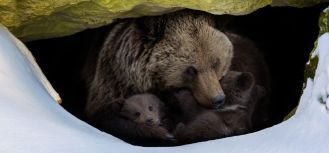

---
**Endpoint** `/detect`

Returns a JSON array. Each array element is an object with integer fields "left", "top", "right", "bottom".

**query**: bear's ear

[
  {"left": 148, "top": 94, "right": 164, "bottom": 107},
  {"left": 136, "top": 17, "right": 166, "bottom": 42},
  {"left": 236, "top": 72, "right": 254, "bottom": 91}
]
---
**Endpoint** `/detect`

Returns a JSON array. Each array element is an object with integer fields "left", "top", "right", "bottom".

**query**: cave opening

[{"left": 25, "top": 4, "right": 328, "bottom": 146}]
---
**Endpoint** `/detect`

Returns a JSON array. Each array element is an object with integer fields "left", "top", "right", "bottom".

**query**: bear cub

[
  {"left": 173, "top": 71, "right": 266, "bottom": 144},
  {"left": 119, "top": 94, "right": 163, "bottom": 126},
  {"left": 94, "top": 93, "right": 174, "bottom": 145}
]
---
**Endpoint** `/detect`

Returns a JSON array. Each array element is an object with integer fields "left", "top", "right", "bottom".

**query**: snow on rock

[{"left": 0, "top": 25, "right": 329, "bottom": 153}]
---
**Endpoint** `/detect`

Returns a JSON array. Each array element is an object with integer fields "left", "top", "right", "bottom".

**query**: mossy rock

[
  {"left": 285, "top": 7, "right": 329, "bottom": 120},
  {"left": 304, "top": 8, "right": 329, "bottom": 81},
  {"left": 0, "top": 0, "right": 328, "bottom": 41}
]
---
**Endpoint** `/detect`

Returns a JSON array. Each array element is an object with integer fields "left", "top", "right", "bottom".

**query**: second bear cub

[{"left": 174, "top": 71, "right": 266, "bottom": 144}]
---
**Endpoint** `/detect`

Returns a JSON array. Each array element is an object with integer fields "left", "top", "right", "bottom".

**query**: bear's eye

[
  {"left": 219, "top": 75, "right": 225, "bottom": 82},
  {"left": 212, "top": 59, "right": 221, "bottom": 69},
  {"left": 184, "top": 66, "right": 198, "bottom": 81},
  {"left": 135, "top": 112, "right": 141, "bottom": 117},
  {"left": 149, "top": 106, "right": 153, "bottom": 111}
]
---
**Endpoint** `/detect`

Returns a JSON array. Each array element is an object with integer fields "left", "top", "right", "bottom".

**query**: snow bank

[{"left": 0, "top": 25, "right": 328, "bottom": 153}]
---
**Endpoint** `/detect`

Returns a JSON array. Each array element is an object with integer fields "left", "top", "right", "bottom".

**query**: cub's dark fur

[
  {"left": 92, "top": 94, "right": 173, "bottom": 144},
  {"left": 226, "top": 32, "right": 271, "bottom": 130},
  {"left": 173, "top": 71, "right": 266, "bottom": 144}
]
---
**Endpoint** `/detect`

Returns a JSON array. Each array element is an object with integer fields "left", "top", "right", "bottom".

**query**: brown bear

[
  {"left": 84, "top": 9, "right": 233, "bottom": 139},
  {"left": 91, "top": 93, "right": 174, "bottom": 145},
  {"left": 173, "top": 71, "right": 266, "bottom": 144}
]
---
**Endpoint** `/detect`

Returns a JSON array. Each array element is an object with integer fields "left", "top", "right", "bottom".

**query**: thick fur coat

[{"left": 84, "top": 10, "right": 233, "bottom": 138}]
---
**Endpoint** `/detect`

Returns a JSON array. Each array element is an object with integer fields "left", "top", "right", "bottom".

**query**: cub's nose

[
  {"left": 145, "top": 118, "right": 154, "bottom": 126},
  {"left": 212, "top": 94, "right": 225, "bottom": 109}
]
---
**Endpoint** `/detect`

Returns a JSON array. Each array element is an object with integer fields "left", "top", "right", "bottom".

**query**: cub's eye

[
  {"left": 135, "top": 112, "right": 141, "bottom": 117},
  {"left": 184, "top": 66, "right": 198, "bottom": 81},
  {"left": 149, "top": 106, "right": 153, "bottom": 111}
]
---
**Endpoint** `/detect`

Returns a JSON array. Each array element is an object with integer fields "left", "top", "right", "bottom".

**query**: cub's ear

[
  {"left": 110, "top": 99, "right": 124, "bottom": 113},
  {"left": 96, "top": 99, "right": 124, "bottom": 117},
  {"left": 236, "top": 72, "right": 255, "bottom": 91},
  {"left": 149, "top": 94, "right": 164, "bottom": 107}
]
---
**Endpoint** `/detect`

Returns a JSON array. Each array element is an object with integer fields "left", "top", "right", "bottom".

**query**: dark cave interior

[{"left": 25, "top": 3, "right": 328, "bottom": 145}]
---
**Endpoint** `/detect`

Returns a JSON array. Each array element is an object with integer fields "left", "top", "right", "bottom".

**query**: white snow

[{"left": 0, "top": 25, "right": 329, "bottom": 153}]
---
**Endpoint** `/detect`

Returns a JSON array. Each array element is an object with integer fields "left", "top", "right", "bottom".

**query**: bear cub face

[
  {"left": 119, "top": 94, "right": 163, "bottom": 126},
  {"left": 220, "top": 71, "right": 260, "bottom": 109}
]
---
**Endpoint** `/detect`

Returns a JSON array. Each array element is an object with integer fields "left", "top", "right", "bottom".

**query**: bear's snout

[
  {"left": 192, "top": 71, "right": 225, "bottom": 108},
  {"left": 212, "top": 93, "right": 225, "bottom": 109},
  {"left": 145, "top": 118, "right": 154, "bottom": 126}
]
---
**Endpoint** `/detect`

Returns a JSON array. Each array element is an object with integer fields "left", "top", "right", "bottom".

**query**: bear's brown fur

[
  {"left": 173, "top": 71, "right": 266, "bottom": 144},
  {"left": 84, "top": 10, "right": 233, "bottom": 136}
]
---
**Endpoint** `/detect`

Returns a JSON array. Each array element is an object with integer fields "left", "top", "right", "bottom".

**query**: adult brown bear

[{"left": 83, "top": 10, "right": 233, "bottom": 141}]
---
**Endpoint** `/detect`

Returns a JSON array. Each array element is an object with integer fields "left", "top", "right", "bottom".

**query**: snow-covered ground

[{"left": 0, "top": 25, "right": 329, "bottom": 153}]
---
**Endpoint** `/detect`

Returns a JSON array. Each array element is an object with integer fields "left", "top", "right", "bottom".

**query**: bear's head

[
  {"left": 146, "top": 12, "right": 233, "bottom": 109},
  {"left": 220, "top": 71, "right": 266, "bottom": 108},
  {"left": 118, "top": 94, "right": 163, "bottom": 126}
]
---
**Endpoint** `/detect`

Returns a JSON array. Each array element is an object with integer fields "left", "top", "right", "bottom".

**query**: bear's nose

[
  {"left": 145, "top": 118, "right": 154, "bottom": 126},
  {"left": 212, "top": 94, "right": 225, "bottom": 109}
]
